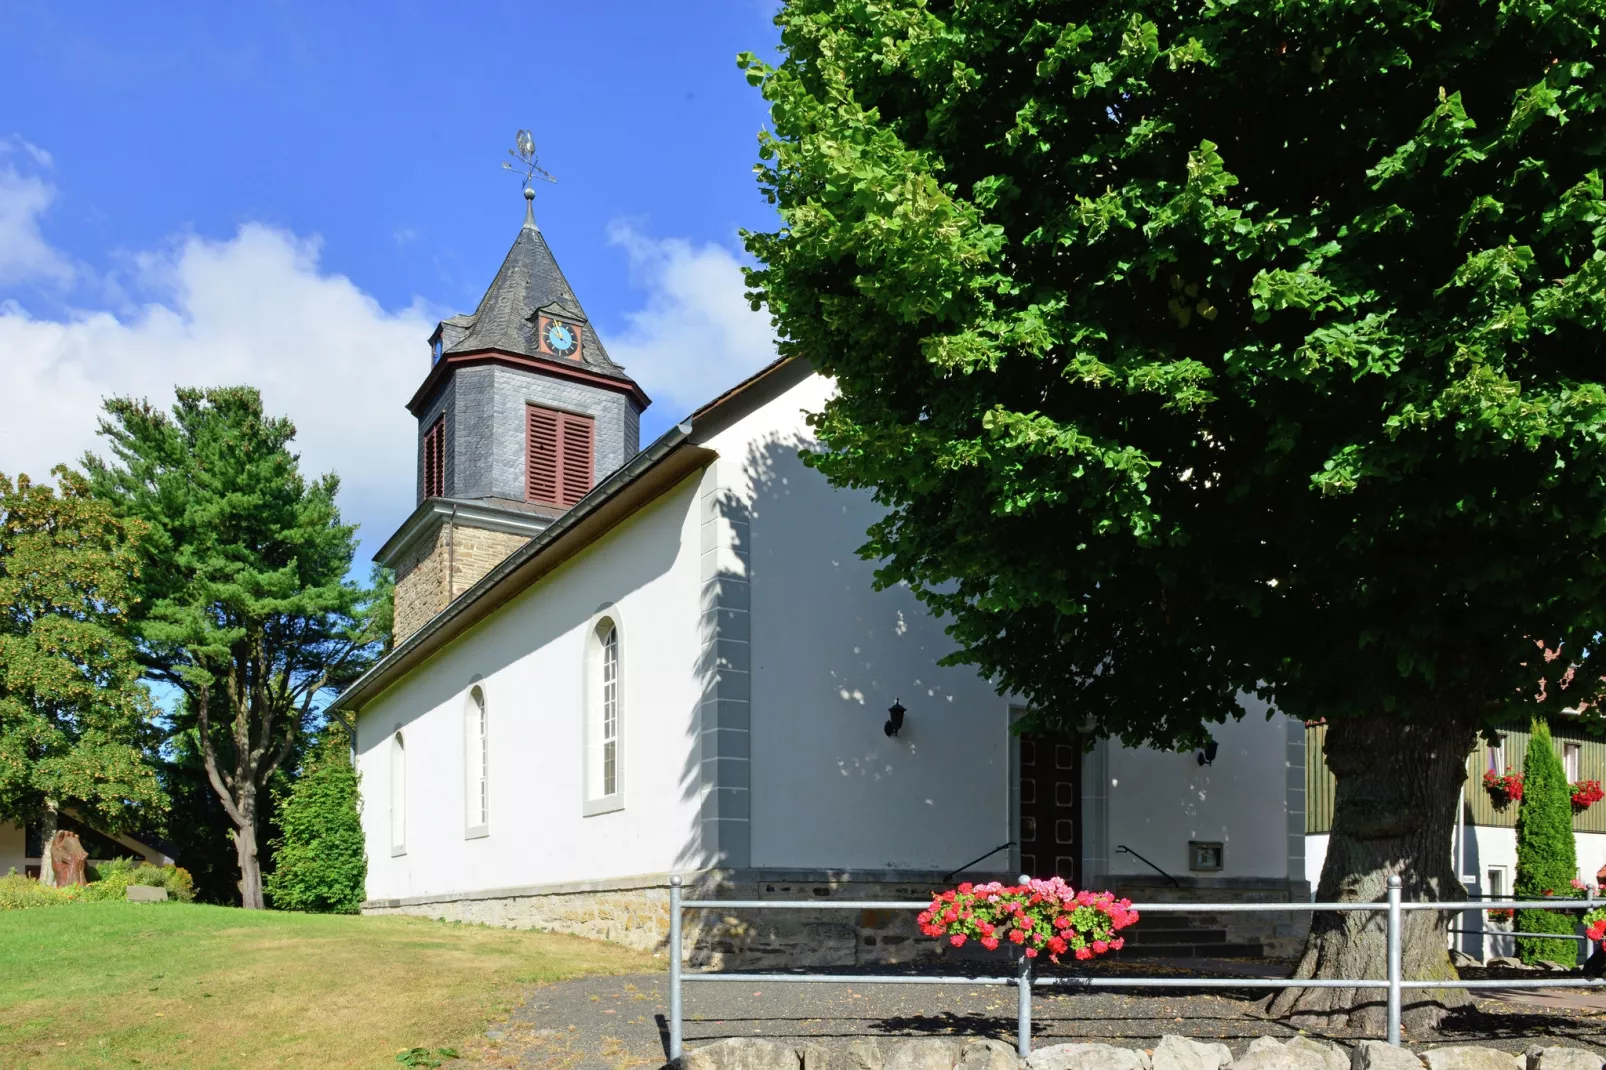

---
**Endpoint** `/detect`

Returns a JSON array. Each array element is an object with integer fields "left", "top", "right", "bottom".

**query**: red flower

[
  {"left": 981, "top": 936, "right": 1000, "bottom": 950},
  {"left": 1074, "top": 946, "right": 1094, "bottom": 961},
  {"left": 1024, "top": 948, "right": 1039, "bottom": 958},
  {"left": 958, "top": 882, "right": 974, "bottom": 894},
  {"left": 950, "top": 933, "right": 967, "bottom": 947},
  {"left": 1008, "top": 929, "right": 1027, "bottom": 944}
]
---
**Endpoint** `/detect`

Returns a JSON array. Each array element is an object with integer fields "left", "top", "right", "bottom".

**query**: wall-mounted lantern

[
  {"left": 1196, "top": 739, "right": 1219, "bottom": 766},
  {"left": 885, "top": 699, "right": 906, "bottom": 738}
]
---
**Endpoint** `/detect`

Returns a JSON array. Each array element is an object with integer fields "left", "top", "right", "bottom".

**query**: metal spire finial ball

[{"left": 524, "top": 187, "right": 535, "bottom": 202}]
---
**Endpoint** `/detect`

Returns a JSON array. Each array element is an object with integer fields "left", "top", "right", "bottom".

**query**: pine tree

[
  {"left": 1515, "top": 719, "right": 1579, "bottom": 966},
  {"left": 264, "top": 734, "right": 366, "bottom": 914}
]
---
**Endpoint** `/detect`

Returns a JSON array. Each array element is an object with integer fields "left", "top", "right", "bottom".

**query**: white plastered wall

[
  {"left": 356, "top": 473, "right": 708, "bottom": 902},
  {"left": 1102, "top": 698, "right": 1300, "bottom": 881},
  {"left": 705, "top": 373, "right": 1014, "bottom": 872}
]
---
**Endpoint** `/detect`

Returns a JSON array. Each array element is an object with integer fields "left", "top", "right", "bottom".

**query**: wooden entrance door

[{"left": 1018, "top": 733, "right": 1081, "bottom": 884}]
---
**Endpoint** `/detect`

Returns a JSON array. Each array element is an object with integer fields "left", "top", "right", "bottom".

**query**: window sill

[
  {"left": 391, "top": 845, "right": 407, "bottom": 858},
  {"left": 465, "top": 825, "right": 489, "bottom": 840},
  {"left": 583, "top": 795, "right": 624, "bottom": 817}
]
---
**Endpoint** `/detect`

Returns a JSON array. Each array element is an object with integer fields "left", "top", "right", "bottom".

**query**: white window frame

[
  {"left": 582, "top": 610, "right": 625, "bottom": 816},
  {"left": 1486, "top": 739, "right": 1505, "bottom": 774},
  {"left": 465, "top": 684, "right": 490, "bottom": 838},
  {"left": 1565, "top": 741, "right": 1582, "bottom": 784},
  {"left": 390, "top": 731, "right": 407, "bottom": 857}
]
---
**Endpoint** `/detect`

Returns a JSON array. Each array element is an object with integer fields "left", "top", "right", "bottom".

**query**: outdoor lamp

[
  {"left": 885, "top": 699, "right": 906, "bottom": 738},
  {"left": 1197, "top": 739, "right": 1219, "bottom": 766}
]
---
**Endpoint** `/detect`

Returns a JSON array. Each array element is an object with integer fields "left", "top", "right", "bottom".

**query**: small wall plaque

[{"left": 1189, "top": 841, "right": 1224, "bottom": 872}]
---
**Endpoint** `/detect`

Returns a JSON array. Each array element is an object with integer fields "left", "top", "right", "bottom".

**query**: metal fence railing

[{"left": 665, "top": 874, "right": 1606, "bottom": 1063}]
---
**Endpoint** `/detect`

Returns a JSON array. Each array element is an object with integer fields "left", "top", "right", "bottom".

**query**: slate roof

[{"left": 441, "top": 211, "right": 634, "bottom": 386}]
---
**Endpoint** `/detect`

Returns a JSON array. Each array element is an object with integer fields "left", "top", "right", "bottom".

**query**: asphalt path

[{"left": 465, "top": 963, "right": 1606, "bottom": 1070}]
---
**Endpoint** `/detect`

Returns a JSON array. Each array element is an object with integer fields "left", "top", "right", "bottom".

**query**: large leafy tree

[
  {"left": 85, "top": 387, "right": 386, "bottom": 908},
  {"left": 741, "top": 0, "right": 1606, "bottom": 1029},
  {"left": 0, "top": 468, "right": 165, "bottom": 841}
]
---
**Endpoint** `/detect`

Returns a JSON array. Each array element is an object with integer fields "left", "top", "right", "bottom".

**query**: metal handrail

[
  {"left": 942, "top": 840, "right": 1016, "bottom": 883},
  {"left": 1116, "top": 844, "right": 1182, "bottom": 888},
  {"left": 664, "top": 875, "right": 1605, "bottom": 1065}
]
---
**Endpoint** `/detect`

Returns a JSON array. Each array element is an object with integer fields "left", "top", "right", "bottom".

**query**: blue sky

[{"left": 0, "top": 1, "right": 783, "bottom": 563}]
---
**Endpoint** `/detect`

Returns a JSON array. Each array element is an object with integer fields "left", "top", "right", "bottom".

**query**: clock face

[{"left": 540, "top": 318, "right": 580, "bottom": 359}]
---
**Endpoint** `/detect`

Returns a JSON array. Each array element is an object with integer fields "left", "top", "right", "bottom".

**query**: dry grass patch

[{"left": 0, "top": 900, "right": 656, "bottom": 1068}]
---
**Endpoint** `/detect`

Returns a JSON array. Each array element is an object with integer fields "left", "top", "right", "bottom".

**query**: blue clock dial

[{"left": 542, "top": 319, "right": 579, "bottom": 357}]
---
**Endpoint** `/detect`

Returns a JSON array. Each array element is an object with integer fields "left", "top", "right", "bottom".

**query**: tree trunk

[
  {"left": 234, "top": 813, "right": 264, "bottom": 910},
  {"left": 36, "top": 802, "right": 59, "bottom": 887},
  {"left": 1268, "top": 714, "right": 1475, "bottom": 1035}
]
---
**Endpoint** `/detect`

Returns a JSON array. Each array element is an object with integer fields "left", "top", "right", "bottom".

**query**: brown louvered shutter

[
  {"left": 526, "top": 405, "right": 560, "bottom": 505},
  {"left": 423, "top": 418, "right": 444, "bottom": 498},
  {"left": 558, "top": 413, "right": 594, "bottom": 507}
]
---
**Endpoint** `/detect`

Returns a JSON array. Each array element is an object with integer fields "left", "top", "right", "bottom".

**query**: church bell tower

[{"left": 376, "top": 186, "right": 650, "bottom": 643}]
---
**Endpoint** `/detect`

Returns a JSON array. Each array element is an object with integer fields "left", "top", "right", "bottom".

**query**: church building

[{"left": 331, "top": 191, "right": 1312, "bottom": 964}]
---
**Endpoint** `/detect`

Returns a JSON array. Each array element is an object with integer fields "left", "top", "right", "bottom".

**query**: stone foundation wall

[
  {"left": 363, "top": 870, "right": 1015, "bottom": 968},
  {"left": 1102, "top": 875, "right": 1314, "bottom": 960},
  {"left": 364, "top": 870, "right": 1315, "bottom": 967}
]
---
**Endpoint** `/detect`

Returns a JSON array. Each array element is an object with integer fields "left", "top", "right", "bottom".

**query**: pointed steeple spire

[{"left": 440, "top": 202, "right": 635, "bottom": 390}]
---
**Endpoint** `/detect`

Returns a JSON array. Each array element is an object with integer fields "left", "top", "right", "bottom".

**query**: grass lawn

[{"left": 0, "top": 901, "right": 657, "bottom": 1068}]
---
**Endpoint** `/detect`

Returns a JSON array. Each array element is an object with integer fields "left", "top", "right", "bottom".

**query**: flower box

[
  {"left": 1484, "top": 768, "right": 1524, "bottom": 806},
  {"left": 1572, "top": 780, "right": 1604, "bottom": 812},
  {"left": 918, "top": 876, "right": 1139, "bottom": 964}
]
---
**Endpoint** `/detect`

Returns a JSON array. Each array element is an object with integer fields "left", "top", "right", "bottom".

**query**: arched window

[
  {"left": 584, "top": 616, "right": 624, "bottom": 813},
  {"left": 390, "top": 732, "right": 406, "bottom": 855},
  {"left": 465, "top": 685, "right": 489, "bottom": 837}
]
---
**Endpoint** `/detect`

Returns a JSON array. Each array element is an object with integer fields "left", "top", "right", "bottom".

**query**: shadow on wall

[{"left": 674, "top": 428, "right": 1001, "bottom": 879}]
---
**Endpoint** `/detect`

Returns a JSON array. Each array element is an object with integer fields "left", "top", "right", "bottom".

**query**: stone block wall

[
  {"left": 393, "top": 524, "right": 449, "bottom": 643},
  {"left": 390, "top": 521, "right": 531, "bottom": 644},
  {"left": 450, "top": 526, "right": 528, "bottom": 599}
]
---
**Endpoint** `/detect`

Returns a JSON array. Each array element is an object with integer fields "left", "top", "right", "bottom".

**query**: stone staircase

[{"left": 1112, "top": 910, "right": 1264, "bottom": 959}]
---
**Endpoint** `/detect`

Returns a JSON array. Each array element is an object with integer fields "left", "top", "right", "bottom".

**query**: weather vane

[{"left": 503, "top": 129, "right": 556, "bottom": 202}]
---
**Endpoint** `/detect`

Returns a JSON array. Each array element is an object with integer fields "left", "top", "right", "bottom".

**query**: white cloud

[
  {"left": 0, "top": 138, "right": 73, "bottom": 286},
  {"left": 0, "top": 224, "right": 434, "bottom": 552},
  {"left": 604, "top": 221, "right": 776, "bottom": 419},
  {"left": 0, "top": 152, "right": 776, "bottom": 563}
]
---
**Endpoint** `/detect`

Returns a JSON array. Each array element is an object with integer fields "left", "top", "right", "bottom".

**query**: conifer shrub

[
  {"left": 265, "top": 739, "right": 366, "bottom": 914},
  {"left": 1515, "top": 719, "right": 1580, "bottom": 965}
]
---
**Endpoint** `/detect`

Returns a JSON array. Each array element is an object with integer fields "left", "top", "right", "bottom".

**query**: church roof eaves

[
  {"left": 373, "top": 496, "right": 556, "bottom": 570},
  {"left": 407, "top": 347, "right": 652, "bottom": 415},
  {"left": 331, "top": 355, "right": 804, "bottom": 718}
]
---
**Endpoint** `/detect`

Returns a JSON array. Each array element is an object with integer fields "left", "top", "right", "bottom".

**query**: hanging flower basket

[
  {"left": 1486, "top": 907, "right": 1515, "bottom": 923},
  {"left": 1572, "top": 780, "right": 1604, "bottom": 812},
  {"left": 1484, "top": 768, "right": 1525, "bottom": 806},
  {"left": 917, "top": 877, "right": 1139, "bottom": 963}
]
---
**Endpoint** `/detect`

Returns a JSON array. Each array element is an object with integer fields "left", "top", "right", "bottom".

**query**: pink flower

[
  {"left": 1092, "top": 940, "right": 1108, "bottom": 953},
  {"left": 981, "top": 936, "right": 1000, "bottom": 950},
  {"left": 950, "top": 933, "right": 967, "bottom": 947},
  {"left": 1109, "top": 937, "right": 1123, "bottom": 951},
  {"left": 1024, "top": 948, "right": 1039, "bottom": 959}
]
